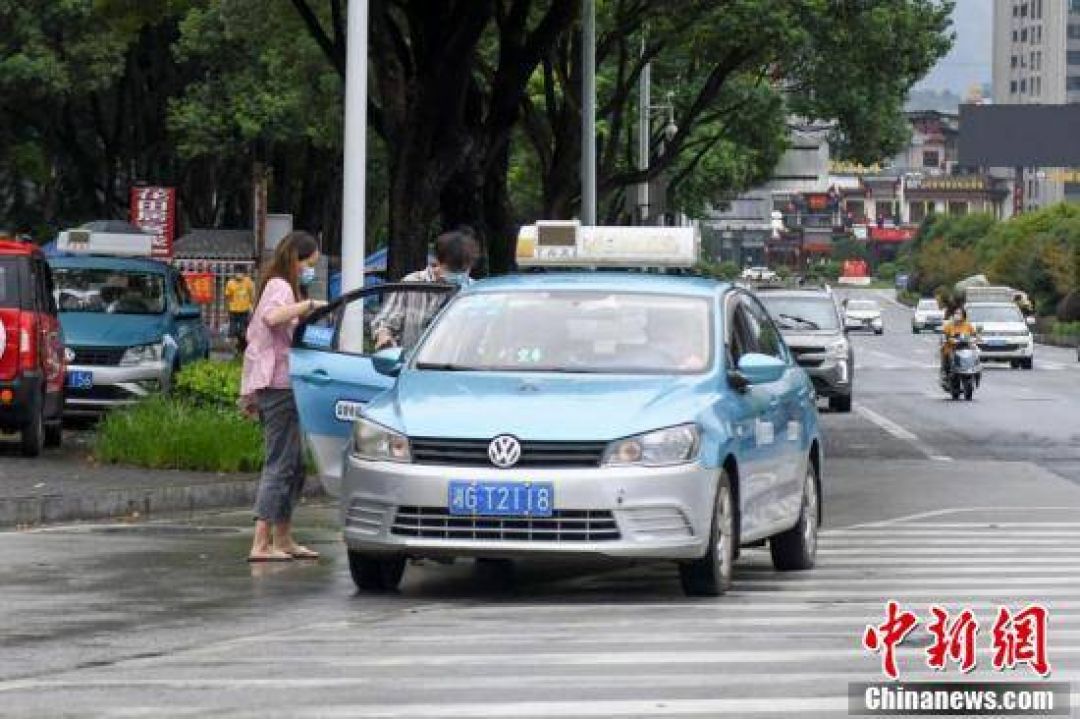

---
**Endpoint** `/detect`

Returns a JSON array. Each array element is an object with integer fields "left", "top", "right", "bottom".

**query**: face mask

[
  {"left": 299, "top": 266, "right": 317, "bottom": 287},
  {"left": 441, "top": 271, "right": 470, "bottom": 287}
]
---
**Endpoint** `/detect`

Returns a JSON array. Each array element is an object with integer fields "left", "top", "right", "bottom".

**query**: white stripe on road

[{"left": 854, "top": 403, "right": 919, "bottom": 441}]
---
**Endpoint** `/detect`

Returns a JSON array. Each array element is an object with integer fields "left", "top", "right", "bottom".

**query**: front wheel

[
  {"left": 950, "top": 375, "right": 961, "bottom": 401},
  {"left": 1021, "top": 357, "right": 1033, "bottom": 370},
  {"left": 962, "top": 376, "right": 974, "bottom": 401},
  {"left": 770, "top": 462, "right": 821, "bottom": 571},
  {"left": 679, "top": 470, "right": 736, "bottom": 597},
  {"left": 829, "top": 394, "right": 852, "bottom": 413},
  {"left": 348, "top": 551, "right": 406, "bottom": 592}
]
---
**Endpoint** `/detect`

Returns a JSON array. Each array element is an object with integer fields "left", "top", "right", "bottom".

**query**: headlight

[
  {"left": 602, "top": 424, "right": 700, "bottom": 467},
  {"left": 120, "top": 342, "right": 164, "bottom": 365},
  {"left": 827, "top": 339, "right": 849, "bottom": 358},
  {"left": 352, "top": 418, "right": 411, "bottom": 463}
]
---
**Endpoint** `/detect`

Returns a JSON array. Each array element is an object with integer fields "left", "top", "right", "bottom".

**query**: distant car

[
  {"left": 843, "top": 299, "right": 884, "bottom": 334},
  {"left": 912, "top": 298, "right": 944, "bottom": 334},
  {"left": 48, "top": 255, "right": 211, "bottom": 414},
  {"left": 759, "top": 289, "right": 853, "bottom": 413},
  {"left": 741, "top": 266, "right": 778, "bottom": 282},
  {"left": 0, "top": 238, "right": 65, "bottom": 455}
]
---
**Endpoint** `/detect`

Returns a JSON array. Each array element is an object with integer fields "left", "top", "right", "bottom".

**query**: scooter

[{"left": 940, "top": 334, "right": 981, "bottom": 401}]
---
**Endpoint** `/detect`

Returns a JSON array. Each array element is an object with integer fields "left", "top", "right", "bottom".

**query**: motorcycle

[{"left": 940, "top": 333, "right": 981, "bottom": 401}]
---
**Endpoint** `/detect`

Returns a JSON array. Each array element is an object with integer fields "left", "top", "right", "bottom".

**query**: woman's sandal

[
  {"left": 247, "top": 549, "right": 294, "bottom": 563},
  {"left": 286, "top": 545, "right": 321, "bottom": 560}
]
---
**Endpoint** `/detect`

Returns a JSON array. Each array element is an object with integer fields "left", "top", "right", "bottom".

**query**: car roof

[
  {"left": 0, "top": 239, "right": 44, "bottom": 257},
  {"left": 755, "top": 289, "right": 834, "bottom": 299},
  {"left": 47, "top": 255, "right": 172, "bottom": 273},
  {"left": 464, "top": 272, "right": 728, "bottom": 298}
]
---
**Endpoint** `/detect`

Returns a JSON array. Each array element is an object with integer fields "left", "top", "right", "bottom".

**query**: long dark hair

[{"left": 257, "top": 231, "right": 318, "bottom": 302}]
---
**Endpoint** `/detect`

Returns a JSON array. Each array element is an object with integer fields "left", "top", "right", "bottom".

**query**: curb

[{"left": 0, "top": 477, "right": 326, "bottom": 529}]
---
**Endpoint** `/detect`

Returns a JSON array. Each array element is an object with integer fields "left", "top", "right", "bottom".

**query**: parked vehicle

[
  {"left": 741, "top": 266, "right": 779, "bottom": 282},
  {"left": 940, "top": 333, "right": 981, "bottom": 401},
  {"left": 0, "top": 238, "right": 65, "bottom": 455},
  {"left": 292, "top": 227, "right": 824, "bottom": 597},
  {"left": 47, "top": 233, "right": 211, "bottom": 414},
  {"left": 759, "top": 288, "right": 854, "bottom": 413},
  {"left": 964, "top": 302, "right": 1035, "bottom": 370},
  {"left": 843, "top": 299, "right": 884, "bottom": 334},
  {"left": 912, "top": 298, "right": 944, "bottom": 334}
]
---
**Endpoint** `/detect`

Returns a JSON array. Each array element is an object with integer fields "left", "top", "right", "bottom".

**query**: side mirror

[
  {"left": 736, "top": 353, "right": 787, "bottom": 385},
  {"left": 177, "top": 304, "right": 202, "bottom": 320},
  {"left": 372, "top": 347, "right": 405, "bottom": 377},
  {"left": 1026, "top": 316, "right": 1037, "bottom": 327}
]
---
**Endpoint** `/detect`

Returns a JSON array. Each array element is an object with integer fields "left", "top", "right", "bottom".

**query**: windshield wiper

[
  {"left": 414, "top": 362, "right": 480, "bottom": 371},
  {"left": 777, "top": 313, "right": 821, "bottom": 330}
]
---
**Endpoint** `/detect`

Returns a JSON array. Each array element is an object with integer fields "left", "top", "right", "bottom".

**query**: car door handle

[{"left": 301, "top": 370, "right": 332, "bottom": 386}]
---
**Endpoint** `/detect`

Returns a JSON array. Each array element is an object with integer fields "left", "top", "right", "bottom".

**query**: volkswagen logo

[
  {"left": 64, "top": 347, "right": 76, "bottom": 363},
  {"left": 488, "top": 435, "right": 522, "bottom": 468}
]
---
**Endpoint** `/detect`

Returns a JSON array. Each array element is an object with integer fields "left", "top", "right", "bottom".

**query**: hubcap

[
  {"left": 803, "top": 469, "right": 818, "bottom": 557},
  {"left": 715, "top": 484, "right": 734, "bottom": 580}
]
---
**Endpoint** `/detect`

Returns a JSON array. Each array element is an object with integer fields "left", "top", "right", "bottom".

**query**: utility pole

[
  {"left": 341, "top": 0, "right": 369, "bottom": 295},
  {"left": 638, "top": 36, "right": 651, "bottom": 224},
  {"left": 581, "top": 0, "right": 596, "bottom": 225}
]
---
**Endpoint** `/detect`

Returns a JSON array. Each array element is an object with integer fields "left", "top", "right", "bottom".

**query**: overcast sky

[{"left": 914, "top": 0, "right": 992, "bottom": 93}]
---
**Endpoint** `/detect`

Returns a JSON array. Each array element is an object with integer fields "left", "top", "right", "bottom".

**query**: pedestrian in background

[
  {"left": 240, "top": 231, "right": 325, "bottom": 562},
  {"left": 225, "top": 268, "right": 256, "bottom": 353}
]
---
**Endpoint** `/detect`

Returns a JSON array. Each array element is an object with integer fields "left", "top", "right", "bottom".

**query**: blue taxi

[{"left": 291, "top": 226, "right": 823, "bottom": 596}]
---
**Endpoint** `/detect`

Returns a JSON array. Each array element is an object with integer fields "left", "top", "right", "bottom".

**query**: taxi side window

[
  {"left": 742, "top": 297, "right": 787, "bottom": 362},
  {"left": 727, "top": 300, "right": 758, "bottom": 366}
]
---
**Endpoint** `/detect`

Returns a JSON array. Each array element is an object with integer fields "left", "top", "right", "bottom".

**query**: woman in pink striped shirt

[{"left": 240, "top": 232, "right": 325, "bottom": 562}]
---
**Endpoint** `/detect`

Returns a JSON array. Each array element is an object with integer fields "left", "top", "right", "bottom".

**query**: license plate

[
  {"left": 66, "top": 370, "right": 93, "bottom": 389},
  {"left": 986, "top": 339, "right": 1007, "bottom": 346},
  {"left": 448, "top": 481, "right": 554, "bottom": 517}
]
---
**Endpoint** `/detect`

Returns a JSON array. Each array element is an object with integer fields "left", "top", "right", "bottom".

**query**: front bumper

[
  {"left": 913, "top": 317, "right": 943, "bottom": 331},
  {"left": 976, "top": 339, "right": 1034, "bottom": 362},
  {"left": 63, "top": 361, "right": 169, "bottom": 414},
  {"left": 845, "top": 318, "right": 883, "bottom": 332},
  {"left": 803, "top": 359, "right": 851, "bottom": 398},
  {"left": 341, "top": 458, "right": 718, "bottom": 561}
]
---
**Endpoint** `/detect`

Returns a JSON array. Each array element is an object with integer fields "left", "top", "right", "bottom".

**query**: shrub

[
  {"left": 1057, "top": 291, "right": 1080, "bottom": 322},
  {"left": 876, "top": 262, "right": 898, "bottom": 281},
  {"left": 95, "top": 396, "right": 263, "bottom": 472},
  {"left": 1050, "top": 320, "right": 1080, "bottom": 338},
  {"left": 694, "top": 259, "right": 740, "bottom": 281},
  {"left": 175, "top": 359, "right": 242, "bottom": 408}
]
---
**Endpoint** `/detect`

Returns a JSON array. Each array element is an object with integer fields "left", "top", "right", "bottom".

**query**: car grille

[
  {"left": 390, "top": 506, "right": 621, "bottom": 542},
  {"left": 409, "top": 438, "right": 607, "bottom": 468},
  {"left": 66, "top": 385, "right": 135, "bottom": 401},
  {"left": 978, "top": 343, "right": 1020, "bottom": 352},
  {"left": 70, "top": 346, "right": 126, "bottom": 366},
  {"left": 789, "top": 346, "right": 827, "bottom": 369}
]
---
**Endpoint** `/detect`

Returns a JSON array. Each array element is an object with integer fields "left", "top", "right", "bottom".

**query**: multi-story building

[{"left": 991, "top": 0, "right": 1080, "bottom": 209}]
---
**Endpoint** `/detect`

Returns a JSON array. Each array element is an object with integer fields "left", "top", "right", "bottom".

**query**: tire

[
  {"left": 874, "top": 328, "right": 884, "bottom": 335},
  {"left": 962, "top": 376, "right": 974, "bottom": 401},
  {"left": 950, "top": 380, "right": 961, "bottom": 401},
  {"left": 20, "top": 406, "right": 44, "bottom": 457},
  {"left": 829, "top": 394, "right": 852, "bottom": 413},
  {"left": 770, "top": 461, "right": 820, "bottom": 571},
  {"left": 348, "top": 551, "right": 406, "bottom": 592},
  {"left": 1021, "top": 357, "right": 1033, "bottom": 370},
  {"left": 44, "top": 421, "right": 63, "bottom": 448},
  {"left": 912, "top": 327, "right": 919, "bottom": 334},
  {"left": 679, "top": 470, "right": 736, "bottom": 597}
]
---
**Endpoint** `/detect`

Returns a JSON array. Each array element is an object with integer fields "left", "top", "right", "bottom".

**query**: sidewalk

[{"left": 0, "top": 432, "right": 323, "bottom": 528}]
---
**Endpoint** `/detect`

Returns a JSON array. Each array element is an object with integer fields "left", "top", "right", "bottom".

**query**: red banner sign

[
  {"left": 130, "top": 186, "right": 177, "bottom": 259},
  {"left": 869, "top": 226, "right": 915, "bottom": 243},
  {"left": 183, "top": 272, "right": 215, "bottom": 305}
]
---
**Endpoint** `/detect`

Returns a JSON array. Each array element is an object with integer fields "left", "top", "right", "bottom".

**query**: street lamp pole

[
  {"left": 638, "top": 37, "right": 651, "bottom": 223},
  {"left": 581, "top": 0, "right": 596, "bottom": 225},
  {"left": 341, "top": 0, "right": 369, "bottom": 295}
]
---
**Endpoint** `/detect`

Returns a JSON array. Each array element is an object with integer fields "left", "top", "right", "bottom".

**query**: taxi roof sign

[
  {"left": 57, "top": 229, "right": 154, "bottom": 257},
  {"left": 517, "top": 221, "right": 698, "bottom": 268}
]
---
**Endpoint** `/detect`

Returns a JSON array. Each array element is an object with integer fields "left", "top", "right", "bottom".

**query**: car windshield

[
  {"left": 759, "top": 296, "right": 839, "bottom": 331},
  {"left": 967, "top": 305, "right": 1023, "bottom": 323},
  {"left": 846, "top": 300, "right": 879, "bottom": 311},
  {"left": 52, "top": 267, "right": 167, "bottom": 315},
  {"left": 413, "top": 291, "right": 713, "bottom": 374},
  {"left": 918, "top": 300, "right": 941, "bottom": 311}
]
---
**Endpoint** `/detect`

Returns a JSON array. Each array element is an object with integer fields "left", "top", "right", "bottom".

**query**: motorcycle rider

[{"left": 941, "top": 306, "right": 978, "bottom": 377}]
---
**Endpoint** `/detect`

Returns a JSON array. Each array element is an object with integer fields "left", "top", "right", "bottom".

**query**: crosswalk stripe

[{"left": 8, "top": 522, "right": 1080, "bottom": 719}]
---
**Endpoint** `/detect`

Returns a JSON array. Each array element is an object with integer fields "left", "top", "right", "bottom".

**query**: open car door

[{"left": 290, "top": 282, "right": 457, "bottom": 496}]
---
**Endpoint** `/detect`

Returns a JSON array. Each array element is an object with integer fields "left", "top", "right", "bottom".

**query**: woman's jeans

[{"left": 253, "top": 388, "right": 306, "bottom": 523}]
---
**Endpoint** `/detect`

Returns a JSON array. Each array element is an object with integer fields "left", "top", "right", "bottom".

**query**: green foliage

[
  {"left": 174, "top": 359, "right": 242, "bottom": 408},
  {"left": 831, "top": 237, "right": 869, "bottom": 262},
  {"left": 876, "top": 262, "right": 898, "bottom": 281},
  {"left": 1058, "top": 291, "right": 1080, "bottom": 323},
  {"left": 1048, "top": 320, "right": 1080, "bottom": 338},
  {"left": 95, "top": 397, "right": 263, "bottom": 473},
  {"left": 695, "top": 258, "right": 740, "bottom": 281}
]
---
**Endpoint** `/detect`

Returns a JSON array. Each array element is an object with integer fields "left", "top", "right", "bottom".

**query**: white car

[
  {"left": 966, "top": 302, "right": 1035, "bottom": 369},
  {"left": 912, "top": 298, "right": 944, "bottom": 333},
  {"left": 741, "top": 266, "right": 779, "bottom": 282},
  {"left": 843, "top": 299, "right": 884, "bottom": 334}
]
